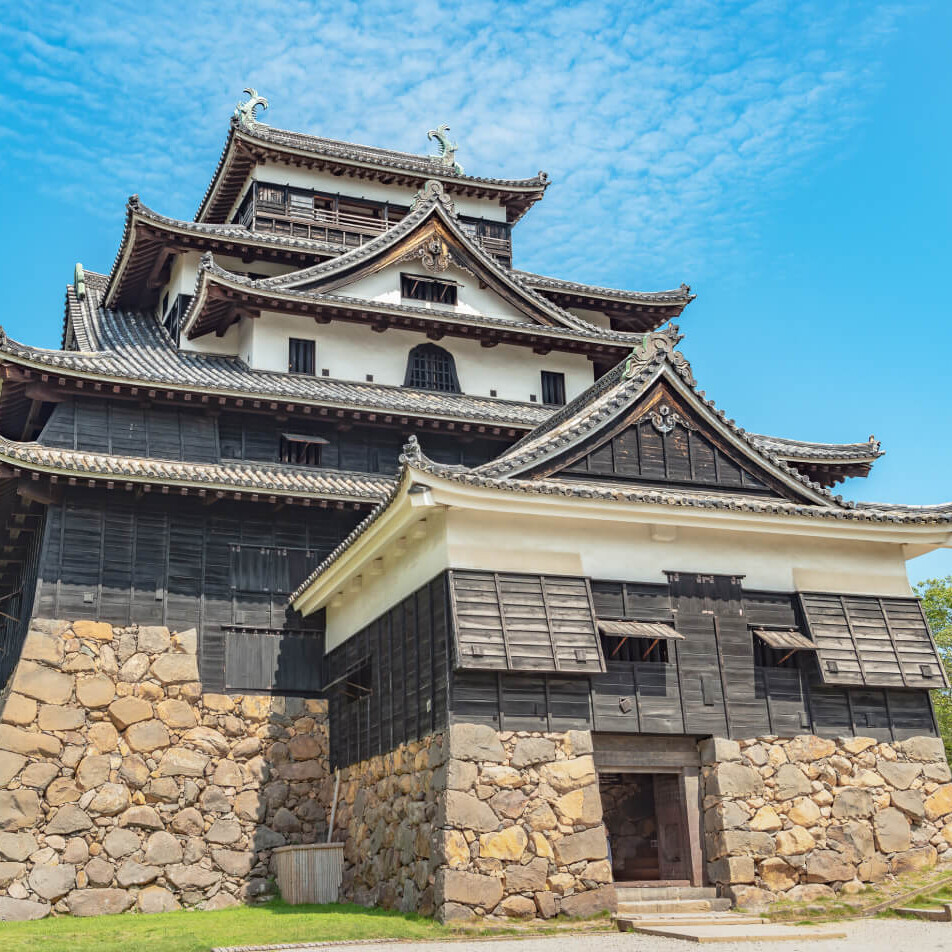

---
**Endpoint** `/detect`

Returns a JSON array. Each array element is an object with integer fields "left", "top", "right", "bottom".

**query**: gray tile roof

[
  {"left": 749, "top": 433, "right": 883, "bottom": 463},
  {"left": 198, "top": 121, "right": 549, "bottom": 225},
  {"left": 289, "top": 431, "right": 952, "bottom": 605},
  {"left": 105, "top": 197, "right": 340, "bottom": 307},
  {"left": 512, "top": 270, "right": 695, "bottom": 308},
  {"left": 0, "top": 434, "right": 394, "bottom": 503},
  {"left": 13, "top": 278, "right": 554, "bottom": 430}
]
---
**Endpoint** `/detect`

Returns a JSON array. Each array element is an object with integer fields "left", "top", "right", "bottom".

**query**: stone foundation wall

[
  {"left": 435, "top": 724, "right": 614, "bottom": 922},
  {"left": 326, "top": 723, "right": 615, "bottom": 923},
  {"left": 0, "top": 619, "right": 329, "bottom": 921},
  {"left": 701, "top": 733, "right": 952, "bottom": 908}
]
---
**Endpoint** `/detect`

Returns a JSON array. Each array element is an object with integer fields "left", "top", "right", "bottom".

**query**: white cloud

[{"left": 0, "top": 0, "right": 907, "bottom": 289}]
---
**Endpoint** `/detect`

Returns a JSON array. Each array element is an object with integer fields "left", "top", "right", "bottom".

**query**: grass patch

[{"left": 0, "top": 900, "right": 447, "bottom": 952}]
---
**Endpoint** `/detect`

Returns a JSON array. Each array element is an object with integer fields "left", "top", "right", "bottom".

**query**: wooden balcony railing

[{"left": 240, "top": 195, "right": 512, "bottom": 265}]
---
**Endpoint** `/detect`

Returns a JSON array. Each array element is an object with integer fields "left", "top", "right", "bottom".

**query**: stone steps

[
  {"left": 617, "top": 912, "right": 768, "bottom": 930},
  {"left": 618, "top": 898, "right": 733, "bottom": 915},
  {"left": 616, "top": 885, "right": 719, "bottom": 902}
]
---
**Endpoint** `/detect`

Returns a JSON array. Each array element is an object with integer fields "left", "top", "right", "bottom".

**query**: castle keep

[{"left": 1, "top": 93, "right": 951, "bottom": 921}]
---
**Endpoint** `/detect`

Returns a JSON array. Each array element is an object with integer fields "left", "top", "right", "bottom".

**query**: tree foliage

[{"left": 915, "top": 576, "right": 952, "bottom": 758}]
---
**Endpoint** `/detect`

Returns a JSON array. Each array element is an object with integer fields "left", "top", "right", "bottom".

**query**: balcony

[{"left": 236, "top": 182, "right": 512, "bottom": 266}]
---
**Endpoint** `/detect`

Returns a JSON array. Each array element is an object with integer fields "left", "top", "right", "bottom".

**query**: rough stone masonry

[
  {"left": 701, "top": 733, "right": 952, "bottom": 908},
  {"left": 0, "top": 619, "right": 328, "bottom": 921}
]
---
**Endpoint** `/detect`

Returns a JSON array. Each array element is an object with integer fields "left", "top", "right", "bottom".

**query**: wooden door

[{"left": 653, "top": 773, "right": 689, "bottom": 881}]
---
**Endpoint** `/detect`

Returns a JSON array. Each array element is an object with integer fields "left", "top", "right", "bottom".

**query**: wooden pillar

[{"left": 679, "top": 766, "right": 704, "bottom": 887}]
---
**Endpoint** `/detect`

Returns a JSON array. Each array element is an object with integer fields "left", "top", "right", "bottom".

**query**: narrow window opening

[
  {"left": 288, "top": 338, "right": 316, "bottom": 375},
  {"left": 541, "top": 370, "right": 566, "bottom": 406},
  {"left": 279, "top": 433, "right": 328, "bottom": 466}
]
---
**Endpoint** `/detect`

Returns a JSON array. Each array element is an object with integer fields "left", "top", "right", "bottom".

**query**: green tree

[{"left": 915, "top": 576, "right": 952, "bottom": 758}]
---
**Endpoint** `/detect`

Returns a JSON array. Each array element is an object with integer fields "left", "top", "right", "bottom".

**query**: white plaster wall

[
  {"left": 323, "top": 503, "right": 916, "bottom": 649},
  {"left": 325, "top": 509, "right": 449, "bottom": 651},
  {"left": 443, "top": 509, "right": 915, "bottom": 597},
  {"left": 336, "top": 262, "right": 531, "bottom": 323},
  {"left": 241, "top": 311, "right": 594, "bottom": 402},
  {"left": 222, "top": 164, "right": 511, "bottom": 224}
]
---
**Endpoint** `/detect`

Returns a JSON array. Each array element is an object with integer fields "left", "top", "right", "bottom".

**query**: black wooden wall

[
  {"left": 33, "top": 488, "right": 362, "bottom": 692},
  {"left": 39, "top": 399, "right": 507, "bottom": 474},
  {"left": 321, "top": 570, "right": 939, "bottom": 769},
  {"left": 324, "top": 575, "right": 450, "bottom": 769}
]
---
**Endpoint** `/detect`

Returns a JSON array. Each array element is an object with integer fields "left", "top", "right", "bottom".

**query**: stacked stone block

[
  {"left": 701, "top": 734, "right": 952, "bottom": 908},
  {"left": 0, "top": 619, "right": 328, "bottom": 920}
]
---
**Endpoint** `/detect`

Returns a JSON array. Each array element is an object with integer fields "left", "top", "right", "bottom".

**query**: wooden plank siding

[
  {"left": 448, "top": 570, "right": 603, "bottom": 674},
  {"left": 33, "top": 488, "right": 359, "bottom": 692},
  {"left": 799, "top": 592, "right": 947, "bottom": 689},
  {"left": 38, "top": 400, "right": 507, "bottom": 474},
  {"left": 324, "top": 575, "right": 450, "bottom": 770}
]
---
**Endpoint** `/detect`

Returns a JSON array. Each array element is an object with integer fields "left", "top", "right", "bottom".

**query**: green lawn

[{"left": 0, "top": 901, "right": 448, "bottom": 952}]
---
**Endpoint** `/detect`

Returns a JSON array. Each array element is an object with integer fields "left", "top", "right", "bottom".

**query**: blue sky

[{"left": 1, "top": 1, "right": 949, "bottom": 583}]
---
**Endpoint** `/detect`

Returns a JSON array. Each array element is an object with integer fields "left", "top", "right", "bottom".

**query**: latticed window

[{"left": 404, "top": 343, "right": 461, "bottom": 393}]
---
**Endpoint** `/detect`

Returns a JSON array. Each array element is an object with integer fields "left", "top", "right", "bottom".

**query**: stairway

[{"left": 614, "top": 885, "right": 763, "bottom": 930}]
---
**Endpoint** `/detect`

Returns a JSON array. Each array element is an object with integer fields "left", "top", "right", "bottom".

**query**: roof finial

[
  {"left": 234, "top": 88, "right": 269, "bottom": 129},
  {"left": 74, "top": 263, "right": 86, "bottom": 301},
  {"left": 427, "top": 123, "right": 463, "bottom": 175}
]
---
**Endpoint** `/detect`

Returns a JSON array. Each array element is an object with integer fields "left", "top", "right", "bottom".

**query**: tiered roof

[{"left": 198, "top": 118, "right": 550, "bottom": 225}]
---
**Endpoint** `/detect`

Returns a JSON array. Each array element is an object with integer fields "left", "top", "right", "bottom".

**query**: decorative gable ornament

[
  {"left": 623, "top": 326, "right": 695, "bottom": 387},
  {"left": 646, "top": 403, "right": 694, "bottom": 435},
  {"left": 427, "top": 123, "right": 463, "bottom": 174},
  {"left": 234, "top": 88, "right": 269, "bottom": 129},
  {"left": 410, "top": 179, "right": 457, "bottom": 215},
  {"left": 421, "top": 237, "right": 451, "bottom": 273}
]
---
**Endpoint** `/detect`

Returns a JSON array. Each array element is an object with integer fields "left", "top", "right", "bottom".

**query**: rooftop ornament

[
  {"left": 234, "top": 88, "right": 269, "bottom": 129},
  {"left": 427, "top": 124, "right": 463, "bottom": 175},
  {"left": 74, "top": 263, "right": 86, "bottom": 301}
]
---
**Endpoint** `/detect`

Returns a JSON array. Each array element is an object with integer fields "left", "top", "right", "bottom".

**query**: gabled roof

[
  {"left": 472, "top": 327, "right": 839, "bottom": 507},
  {"left": 290, "top": 429, "right": 952, "bottom": 608},
  {"left": 197, "top": 120, "right": 550, "bottom": 226},
  {"left": 105, "top": 196, "right": 339, "bottom": 310},
  {"left": 182, "top": 182, "right": 652, "bottom": 354}
]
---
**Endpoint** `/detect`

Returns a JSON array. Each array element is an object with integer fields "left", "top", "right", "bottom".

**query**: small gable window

[
  {"left": 404, "top": 343, "right": 461, "bottom": 393},
  {"left": 288, "top": 338, "right": 316, "bottom": 375},
  {"left": 401, "top": 273, "right": 458, "bottom": 306},
  {"left": 541, "top": 371, "right": 566, "bottom": 406}
]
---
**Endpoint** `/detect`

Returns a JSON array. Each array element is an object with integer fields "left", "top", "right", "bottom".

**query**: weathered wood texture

[
  {"left": 33, "top": 488, "right": 359, "bottom": 692},
  {"left": 561, "top": 417, "right": 771, "bottom": 493},
  {"left": 324, "top": 575, "right": 450, "bottom": 770},
  {"left": 39, "top": 400, "right": 506, "bottom": 473},
  {"left": 799, "top": 592, "right": 947, "bottom": 689},
  {"left": 0, "top": 481, "right": 46, "bottom": 688},
  {"left": 448, "top": 570, "right": 603, "bottom": 674}
]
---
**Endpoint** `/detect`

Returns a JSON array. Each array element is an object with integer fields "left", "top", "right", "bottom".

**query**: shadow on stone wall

[{"left": 0, "top": 619, "right": 329, "bottom": 921}]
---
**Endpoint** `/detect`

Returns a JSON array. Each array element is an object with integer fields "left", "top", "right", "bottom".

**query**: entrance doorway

[{"left": 599, "top": 772, "right": 690, "bottom": 883}]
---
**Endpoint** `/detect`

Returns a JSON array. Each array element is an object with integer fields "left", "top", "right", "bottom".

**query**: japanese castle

[{"left": 1, "top": 92, "right": 950, "bottom": 921}]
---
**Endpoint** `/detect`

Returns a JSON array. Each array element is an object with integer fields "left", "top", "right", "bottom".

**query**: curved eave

[
  {"left": 514, "top": 271, "right": 696, "bottom": 329},
  {"left": 197, "top": 123, "right": 549, "bottom": 226},
  {"left": 291, "top": 456, "right": 952, "bottom": 616},
  {"left": 0, "top": 336, "right": 549, "bottom": 434},
  {"left": 0, "top": 437, "right": 392, "bottom": 508},
  {"left": 105, "top": 199, "right": 341, "bottom": 310},
  {"left": 183, "top": 265, "right": 642, "bottom": 358}
]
